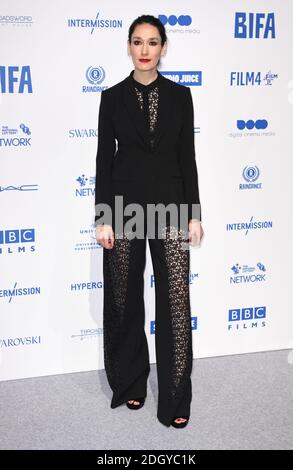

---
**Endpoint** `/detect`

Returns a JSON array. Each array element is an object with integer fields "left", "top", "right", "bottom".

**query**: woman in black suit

[{"left": 95, "top": 15, "right": 203, "bottom": 428}]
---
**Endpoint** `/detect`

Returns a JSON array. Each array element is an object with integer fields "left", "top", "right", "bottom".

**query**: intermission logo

[
  {"left": 82, "top": 66, "right": 108, "bottom": 93},
  {"left": 0, "top": 123, "right": 31, "bottom": 147},
  {"left": 0, "top": 66, "right": 32, "bottom": 93},
  {"left": 76, "top": 174, "right": 95, "bottom": 197},
  {"left": 71, "top": 328, "right": 103, "bottom": 341},
  {"left": 150, "top": 272, "right": 198, "bottom": 288},
  {"left": 0, "top": 228, "right": 35, "bottom": 255},
  {"left": 158, "top": 14, "right": 200, "bottom": 34},
  {"left": 67, "top": 11, "right": 122, "bottom": 34},
  {"left": 230, "top": 70, "right": 278, "bottom": 86},
  {"left": 74, "top": 224, "right": 101, "bottom": 252},
  {"left": 229, "top": 119, "right": 275, "bottom": 138},
  {"left": 70, "top": 281, "right": 103, "bottom": 292},
  {"left": 0, "top": 282, "right": 41, "bottom": 303},
  {"left": 230, "top": 262, "right": 266, "bottom": 284},
  {"left": 150, "top": 316, "right": 198, "bottom": 334},
  {"left": 239, "top": 165, "right": 262, "bottom": 190},
  {"left": 0, "top": 335, "right": 41, "bottom": 348},
  {"left": 228, "top": 306, "right": 266, "bottom": 331},
  {"left": 0, "top": 182, "right": 38, "bottom": 193},
  {"left": 234, "top": 12, "right": 276, "bottom": 39},
  {"left": 161, "top": 71, "right": 202, "bottom": 87},
  {"left": 69, "top": 128, "right": 97, "bottom": 138},
  {"left": 0, "top": 15, "right": 33, "bottom": 27},
  {"left": 226, "top": 216, "right": 273, "bottom": 235}
]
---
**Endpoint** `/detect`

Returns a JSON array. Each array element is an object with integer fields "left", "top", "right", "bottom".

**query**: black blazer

[{"left": 95, "top": 70, "right": 201, "bottom": 227}]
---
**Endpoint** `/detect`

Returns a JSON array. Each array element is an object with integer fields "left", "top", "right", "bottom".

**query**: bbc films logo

[
  {"left": 0, "top": 228, "right": 36, "bottom": 255},
  {"left": 228, "top": 306, "right": 266, "bottom": 331}
]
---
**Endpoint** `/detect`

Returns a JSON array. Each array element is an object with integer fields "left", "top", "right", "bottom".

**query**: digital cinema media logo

[
  {"left": 234, "top": 12, "right": 276, "bottom": 39},
  {"left": 158, "top": 14, "right": 200, "bottom": 34},
  {"left": 228, "top": 306, "right": 267, "bottom": 331},
  {"left": 0, "top": 66, "right": 33, "bottom": 93}
]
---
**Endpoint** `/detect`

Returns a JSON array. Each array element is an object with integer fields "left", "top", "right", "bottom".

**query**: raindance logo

[
  {"left": 239, "top": 166, "right": 262, "bottom": 190},
  {"left": 82, "top": 66, "right": 107, "bottom": 93}
]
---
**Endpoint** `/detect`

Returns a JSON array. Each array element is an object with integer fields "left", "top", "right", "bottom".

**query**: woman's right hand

[{"left": 96, "top": 224, "right": 115, "bottom": 249}]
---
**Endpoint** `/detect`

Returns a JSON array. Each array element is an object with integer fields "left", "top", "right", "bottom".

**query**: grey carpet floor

[{"left": 0, "top": 350, "right": 292, "bottom": 450}]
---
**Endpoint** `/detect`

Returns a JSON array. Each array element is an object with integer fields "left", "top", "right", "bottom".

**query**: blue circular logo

[{"left": 86, "top": 66, "right": 105, "bottom": 85}]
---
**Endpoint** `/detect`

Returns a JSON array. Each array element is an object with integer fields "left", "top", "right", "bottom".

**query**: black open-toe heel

[
  {"left": 126, "top": 397, "right": 146, "bottom": 410},
  {"left": 171, "top": 416, "right": 189, "bottom": 428}
]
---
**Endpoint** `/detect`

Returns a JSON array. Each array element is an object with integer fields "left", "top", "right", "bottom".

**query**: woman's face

[{"left": 128, "top": 23, "right": 166, "bottom": 72}]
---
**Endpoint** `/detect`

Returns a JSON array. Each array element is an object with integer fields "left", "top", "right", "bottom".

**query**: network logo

[
  {"left": 239, "top": 166, "right": 262, "bottom": 190},
  {"left": 161, "top": 71, "right": 202, "bottom": 86},
  {"left": 67, "top": 11, "right": 123, "bottom": 34},
  {"left": 234, "top": 12, "right": 276, "bottom": 39},
  {"left": 0, "top": 16, "right": 33, "bottom": 27},
  {"left": 230, "top": 70, "right": 278, "bottom": 86},
  {"left": 0, "top": 123, "right": 32, "bottom": 147},
  {"left": 0, "top": 282, "right": 41, "bottom": 303},
  {"left": 71, "top": 328, "right": 103, "bottom": 341},
  {"left": 0, "top": 183, "right": 38, "bottom": 193},
  {"left": 150, "top": 316, "right": 197, "bottom": 334},
  {"left": 228, "top": 306, "right": 267, "bottom": 331},
  {"left": 158, "top": 15, "right": 192, "bottom": 26},
  {"left": 237, "top": 119, "right": 268, "bottom": 130},
  {"left": 82, "top": 66, "right": 107, "bottom": 93},
  {"left": 76, "top": 174, "right": 95, "bottom": 197},
  {"left": 226, "top": 216, "right": 273, "bottom": 235},
  {"left": 0, "top": 66, "right": 32, "bottom": 93},
  {"left": 0, "top": 336, "right": 41, "bottom": 348},
  {"left": 230, "top": 262, "right": 267, "bottom": 284}
]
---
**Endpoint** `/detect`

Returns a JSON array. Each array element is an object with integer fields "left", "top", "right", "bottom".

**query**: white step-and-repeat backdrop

[{"left": 1, "top": 0, "right": 293, "bottom": 381}]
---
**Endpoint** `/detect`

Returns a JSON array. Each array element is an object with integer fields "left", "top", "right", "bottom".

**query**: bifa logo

[
  {"left": 0, "top": 66, "right": 33, "bottom": 93},
  {"left": 150, "top": 316, "right": 197, "bottom": 334},
  {"left": 228, "top": 306, "right": 267, "bottom": 331},
  {"left": 234, "top": 12, "right": 276, "bottom": 39}
]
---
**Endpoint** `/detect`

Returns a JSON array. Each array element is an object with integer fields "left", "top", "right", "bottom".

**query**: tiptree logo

[
  {"left": 230, "top": 262, "right": 266, "bottom": 284},
  {"left": 228, "top": 306, "right": 267, "bottom": 331},
  {"left": 82, "top": 66, "right": 107, "bottom": 93},
  {"left": 0, "top": 66, "right": 32, "bottom": 93},
  {"left": 0, "top": 228, "right": 35, "bottom": 255},
  {"left": 158, "top": 14, "right": 200, "bottom": 34},
  {"left": 234, "top": 12, "right": 276, "bottom": 39},
  {"left": 76, "top": 174, "right": 95, "bottom": 197},
  {"left": 230, "top": 70, "right": 278, "bottom": 86},
  {"left": 0, "top": 282, "right": 41, "bottom": 303},
  {"left": 71, "top": 328, "right": 103, "bottom": 341},
  {"left": 226, "top": 216, "right": 273, "bottom": 235},
  {"left": 0, "top": 123, "right": 31, "bottom": 147},
  {"left": 161, "top": 71, "right": 202, "bottom": 87},
  {"left": 150, "top": 316, "right": 197, "bottom": 334},
  {"left": 239, "top": 165, "right": 262, "bottom": 190}
]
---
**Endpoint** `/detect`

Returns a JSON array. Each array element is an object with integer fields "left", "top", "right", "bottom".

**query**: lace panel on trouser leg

[
  {"left": 103, "top": 233, "right": 131, "bottom": 389},
  {"left": 161, "top": 225, "right": 192, "bottom": 400}
]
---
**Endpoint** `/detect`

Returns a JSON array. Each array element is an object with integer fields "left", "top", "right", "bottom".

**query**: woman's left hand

[{"left": 188, "top": 219, "right": 204, "bottom": 247}]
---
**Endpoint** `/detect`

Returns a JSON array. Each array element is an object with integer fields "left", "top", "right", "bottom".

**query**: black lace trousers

[{"left": 102, "top": 224, "right": 193, "bottom": 427}]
